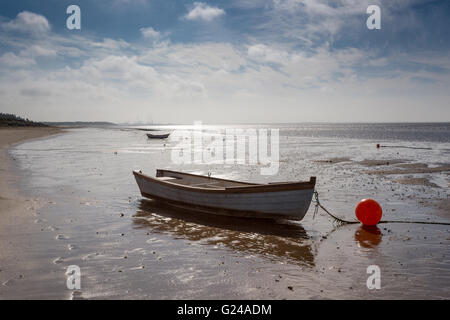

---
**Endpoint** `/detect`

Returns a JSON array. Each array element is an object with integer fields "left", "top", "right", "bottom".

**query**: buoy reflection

[{"left": 354, "top": 225, "right": 382, "bottom": 248}]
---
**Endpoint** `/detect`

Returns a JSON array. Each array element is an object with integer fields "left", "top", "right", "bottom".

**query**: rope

[
  {"left": 313, "top": 191, "right": 450, "bottom": 226},
  {"left": 379, "top": 145, "right": 432, "bottom": 150},
  {"left": 313, "top": 192, "right": 358, "bottom": 224}
]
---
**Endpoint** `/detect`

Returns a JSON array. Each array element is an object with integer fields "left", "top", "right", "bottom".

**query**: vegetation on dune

[
  {"left": 0, "top": 113, "right": 116, "bottom": 127},
  {"left": 0, "top": 113, "right": 48, "bottom": 127}
]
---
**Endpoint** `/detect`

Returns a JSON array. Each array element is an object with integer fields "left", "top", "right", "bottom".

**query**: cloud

[
  {"left": 266, "top": 0, "right": 440, "bottom": 46},
  {"left": 65, "top": 54, "right": 207, "bottom": 99},
  {"left": 112, "top": 0, "right": 149, "bottom": 6},
  {"left": 138, "top": 42, "right": 246, "bottom": 72},
  {"left": 21, "top": 45, "right": 57, "bottom": 57},
  {"left": 140, "top": 27, "right": 161, "bottom": 39},
  {"left": 90, "top": 38, "right": 130, "bottom": 50},
  {"left": 139, "top": 27, "right": 170, "bottom": 44},
  {"left": 20, "top": 87, "right": 51, "bottom": 97},
  {"left": 0, "top": 52, "right": 35, "bottom": 67},
  {"left": 185, "top": 2, "right": 225, "bottom": 22},
  {"left": 247, "top": 44, "right": 290, "bottom": 64},
  {"left": 2, "top": 30, "right": 449, "bottom": 122},
  {"left": 0, "top": 7, "right": 449, "bottom": 122},
  {"left": 2, "top": 11, "right": 50, "bottom": 34}
]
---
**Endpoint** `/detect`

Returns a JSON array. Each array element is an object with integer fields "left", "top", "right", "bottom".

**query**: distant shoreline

[
  {"left": 0, "top": 113, "right": 49, "bottom": 127},
  {"left": 43, "top": 121, "right": 117, "bottom": 127}
]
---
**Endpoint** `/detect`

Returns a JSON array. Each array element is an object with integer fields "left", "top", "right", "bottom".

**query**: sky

[{"left": 0, "top": 0, "right": 449, "bottom": 123}]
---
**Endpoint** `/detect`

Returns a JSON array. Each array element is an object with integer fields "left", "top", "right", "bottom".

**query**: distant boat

[
  {"left": 133, "top": 169, "right": 316, "bottom": 220},
  {"left": 147, "top": 132, "right": 170, "bottom": 139}
]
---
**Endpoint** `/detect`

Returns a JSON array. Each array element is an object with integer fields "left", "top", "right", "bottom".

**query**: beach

[
  {"left": 0, "top": 124, "right": 449, "bottom": 299},
  {"left": 0, "top": 127, "right": 63, "bottom": 297},
  {"left": 0, "top": 127, "right": 63, "bottom": 243},
  {"left": 0, "top": 127, "right": 62, "bottom": 296}
]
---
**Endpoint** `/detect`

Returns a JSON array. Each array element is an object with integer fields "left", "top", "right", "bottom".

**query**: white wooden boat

[
  {"left": 133, "top": 169, "right": 316, "bottom": 220},
  {"left": 147, "top": 132, "right": 170, "bottom": 139}
]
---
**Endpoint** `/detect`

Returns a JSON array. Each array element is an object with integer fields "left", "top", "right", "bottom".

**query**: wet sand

[
  {"left": 393, "top": 177, "right": 440, "bottom": 188},
  {"left": 318, "top": 157, "right": 450, "bottom": 218},
  {"left": 363, "top": 164, "right": 450, "bottom": 175},
  {"left": 0, "top": 127, "right": 63, "bottom": 219},
  {"left": 0, "top": 127, "right": 63, "bottom": 295},
  {"left": 1, "top": 126, "right": 449, "bottom": 299}
]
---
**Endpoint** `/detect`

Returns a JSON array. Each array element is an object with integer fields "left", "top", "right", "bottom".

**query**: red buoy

[{"left": 355, "top": 199, "right": 382, "bottom": 226}]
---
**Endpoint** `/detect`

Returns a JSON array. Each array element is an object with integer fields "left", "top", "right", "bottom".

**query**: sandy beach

[
  {"left": 0, "top": 127, "right": 63, "bottom": 221},
  {"left": 0, "top": 127, "right": 63, "bottom": 295},
  {"left": 0, "top": 124, "right": 448, "bottom": 300}
]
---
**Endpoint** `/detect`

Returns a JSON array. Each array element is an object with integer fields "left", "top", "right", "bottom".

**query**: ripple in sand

[
  {"left": 83, "top": 252, "right": 100, "bottom": 260},
  {"left": 2, "top": 280, "right": 12, "bottom": 286},
  {"left": 129, "top": 265, "right": 145, "bottom": 270},
  {"left": 393, "top": 177, "right": 440, "bottom": 188},
  {"left": 53, "top": 257, "right": 64, "bottom": 264},
  {"left": 314, "top": 157, "right": 351, "bottom": 164},
  {"left": 146, "top": 238, "right": 163, "bottom": 244},
  {"left": 70, "top": 290, "right": 84, "bottom": 300},
  {"left": 125, "top": 248, "right": 146, "bottom": 255}
]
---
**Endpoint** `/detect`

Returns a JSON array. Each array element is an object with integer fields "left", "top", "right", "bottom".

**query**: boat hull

[
  {"left": 147, "top": 133, "right": 170, "bottom": 139},
  {"left": 133, "top": 171, "right": 315, "bottom": 220}
]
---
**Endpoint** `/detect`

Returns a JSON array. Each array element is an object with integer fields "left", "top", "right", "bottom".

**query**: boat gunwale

[{"left": 133, "top": 170, "right": 316, "bottom": 194}]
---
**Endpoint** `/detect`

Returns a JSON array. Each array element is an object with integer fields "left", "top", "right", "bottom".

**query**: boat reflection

[
  {"left": 354, "top": 225, "right": 382, "bottom": 248},
  {"left": 133, "top": 199, "right": 315, "bottom": 267}
]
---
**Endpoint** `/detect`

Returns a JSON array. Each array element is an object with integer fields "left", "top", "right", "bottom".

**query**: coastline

[
  {"left": 0, "top": 127, "right": 64, "bottom": 218},
  {"left": 0, "top": 127, "right": 63, "bottom": 293}
]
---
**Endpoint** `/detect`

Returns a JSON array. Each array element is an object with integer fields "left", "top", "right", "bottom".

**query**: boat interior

[
  {"left": 155, "top": 169, "right": 256, "bottom": 189},
  {"left": 152, "top": 169, "right": 316, "bottom": 191}
]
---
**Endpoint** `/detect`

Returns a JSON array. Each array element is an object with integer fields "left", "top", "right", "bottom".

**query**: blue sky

[{"left": 0, "top": 0, "right": 449, "bottom": 123}]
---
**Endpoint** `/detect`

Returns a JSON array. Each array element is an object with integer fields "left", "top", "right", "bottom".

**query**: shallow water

[{"left": 2, "top": 123, "right": 450, "bottom": 299}]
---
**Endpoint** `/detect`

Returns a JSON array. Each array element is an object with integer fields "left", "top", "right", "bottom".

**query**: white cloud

[
  {"left": 2, "top": 34, "right": 449, "bottom": 122},
  {"left": 2, "top": 11, "right": 50, "bottom": 34},
  {"left": 139, "top": 42, "right": 246, "bottom": 72},
  {"left": 247, "top": 44, "right": 291, "bottom": 64},
  {"left": 140, "top": 27, "right": 161, "bottom": 39},
  {"left": 66, "top": 54, "right": 207, "bottom": 99},
  {"left": 268, "top": 0, "right": 433, "bottom": 43},
  {"left": 91, "top": 38, "right": 130, "bottom": 50},
  {"left": 21, "top": 45, "right": 57, "bottom": 57},
  {"left": 139, "top": 27, "right": 170, "bottom": 44},
  {"left": 20, "top": 87, "right": 51, "bottom": 97},
  {"left": 185, "top": 2, "right": 225, "bottom": 22},
  {"left": 0, "top": 9, "right": 449, "bottom": 122},
  {"left": 0, "top": 52, "right": 35, "bottom": 67}
]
